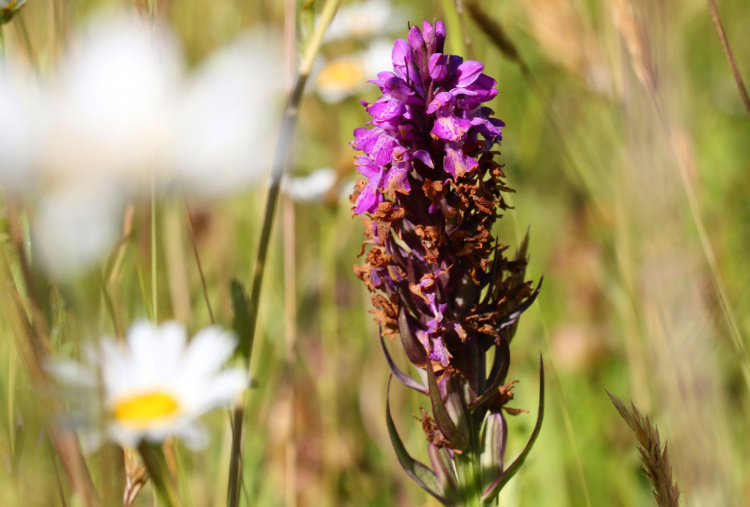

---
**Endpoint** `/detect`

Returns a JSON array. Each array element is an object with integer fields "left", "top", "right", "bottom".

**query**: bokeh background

[{"left": 1, "top": 0, "right": 749, "bottom": 505}]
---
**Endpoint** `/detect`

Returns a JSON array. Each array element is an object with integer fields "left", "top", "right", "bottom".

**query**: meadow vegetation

[{"left": 0, "top": 0, "right": 748, "bottom": 505}]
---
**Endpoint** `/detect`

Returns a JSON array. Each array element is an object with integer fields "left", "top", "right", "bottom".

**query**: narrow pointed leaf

[
  {"left": 426, "top": 366, "right": 469, "bottom": 451},
  {"left": 230, "top": 279, "right": 253, "bottom": 361},
  {"left": 385, "top": 377, "right": 454, "bottom": 505},
  {"left": 481, "top": 356, "right": 545, "bottom": 503},
  {"left": 380, "top": 333, "right": 428, "bottom": 394},
  {"left": 515, "top": 228, "right": 530, "bottom": 262},
  {"left": 428, "top": 444, "right": 461, "bottom": 503},
  {"left": 467, "top": 336, "right": 510, "bottom": 411},
  {"left": 497, "top": 276, "right": 543, "bottom": 331},
  {"left": 487, "top": 334, "right": 510, "bottom": 386}
]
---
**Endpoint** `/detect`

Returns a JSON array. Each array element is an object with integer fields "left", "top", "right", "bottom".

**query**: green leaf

[
  {"left": 385, "top": 377, "right": 454, "bottom": 506},
  {"left": 379, "top": 333, "right": 428, "bottom": 394},
  {"left": 468, "top": 336, "right": 510, "bottom": 411},
  {"left": 230, "top": 279, "right": 253, "bottom": 362},
  {"left": 481, "top": 356, "right": 545, "bottom": 503},
  {"left": 428, "top": 444, "right": 461, "bottom": 504}
]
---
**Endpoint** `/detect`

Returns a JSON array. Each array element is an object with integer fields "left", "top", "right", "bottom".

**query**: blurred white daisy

[
  {"left": 314, "top": 55, "right": 368, "bottom": 103},
  {"left": 0, "top": 10, "right": 286, "bottom": 279},
  {"left": 172, "top": 31, "right": 283, "bottom": 196},
  {"left": 40, "top": 12, "right": 182, "bottom": 193},
  {"left": 323, "top": 0, "right": 404, "bottom": 43},
  {"left": 51, "top": 321, "right": 248, "bottom": 450},
  {"left": 32, "top": 181, "right": 125, "bottom": 281},
  {"left": 284, "top": 167, "right": 338, "bottom": 203},
  {"left": 314, "top": 39, "right": 393, "bottom": 103}
]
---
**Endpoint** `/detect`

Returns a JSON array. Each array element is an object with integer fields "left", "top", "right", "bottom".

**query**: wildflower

[
  {"left": 284, "top": 167, "right": 339, "bottom": 203},
  {"left": 172, "top": 31, "right": 283, "bottom": 195},
  {"left": 0, "top": 11, "right": 285, "bottom": 279},
  {"left": 32, "top": 182, "right": 124, "bottom": 280},
  {"left": 314, "top": 40, "right": 395, "bottom": 103},
  {"left": 38, "top": 12, "right": 283, "bottom": 196},
  {"left": 51, "top": 321, "right": 248, "bottom": 450},
  {"left": 323, "top": 0, "right": 404, "bottom": 43},
  {"left": 351, "top": 21, "right": 543, "bottom": 505},
  {"left": 40, "top": 12, "right": 182, "bottom": 193}
]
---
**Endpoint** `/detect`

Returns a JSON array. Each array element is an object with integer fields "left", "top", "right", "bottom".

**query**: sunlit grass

[{"left": 0, "top": 0, "right": 748, "bottom": 505}]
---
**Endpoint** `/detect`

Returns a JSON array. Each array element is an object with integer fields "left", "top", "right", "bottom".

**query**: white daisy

[
  {"left": 40, "top": 12, "right": 182, "bottom": 193},
  {"left": 314, "top": 39, "right": 394, "bottom": 103},
  {"left": 51, "top": 321, "right": 248, "bottom": 450},
  {"left": 171, "top": 31, "right": 283, "bottom": 196},
  {"left": 322, "top": 0, "right": 404, "bottom": 43}
]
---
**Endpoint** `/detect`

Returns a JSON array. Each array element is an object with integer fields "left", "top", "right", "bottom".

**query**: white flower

[
  {"left": 284, "top": 167, "right": 338, "bottom": 203},
  {"left": 32, "top": 181, "right": 124, "bottom": 281},
  {"left": 314, "top": 55, "right": 368, "bottom": 103},
  {"left": 314, "top": 39, "right": 394, "bottom": 103},
  {"left": 172, "top": 32, "right": 283, "bottom": 196},
  {"left": 51, "top": 321, "right": 248, "bottom": 450},
  {"left": 40, "top": 12, "right": 182, "bottom": 193},
  {"left": 0, "top": 11, "right": 285, "bottom": 279},
  {"left": 323, "top": 0, "right": 404, "bottom": 43}
]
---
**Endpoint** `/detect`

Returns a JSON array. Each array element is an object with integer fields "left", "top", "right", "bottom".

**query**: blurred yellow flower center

[
  {"left": 318, "top": 60, "right": 365, "bottom": 93},
  {"left": 114, "top": 392, "right": 180, "bottom": 427}
]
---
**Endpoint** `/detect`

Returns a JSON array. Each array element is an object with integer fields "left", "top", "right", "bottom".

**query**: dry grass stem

[
  {"left": 466, "top": 0, "right": 527, "bottom": 73},
  {"left": 608, "top": 0, "right": 656, "bottom": 94},
  {"left": 606, "top": 390, "right": 680, "bottom": 507},
  {"left": 705, "top": 0, "right": 750, "bottom": 120},
  {"left": 521, "top": 0, "right": 592, "bottom": 79}
]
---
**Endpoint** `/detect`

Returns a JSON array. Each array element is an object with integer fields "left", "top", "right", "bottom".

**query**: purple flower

[
  {"left": 351, "top": 21, "right": 543, "bottom": 506},
  {"left": 350, "top": 22, "right": 503, "bottom": 206}
]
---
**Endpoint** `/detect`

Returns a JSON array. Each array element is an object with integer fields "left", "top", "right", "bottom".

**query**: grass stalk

[
  {"left": 610, "top": 0, "right": 750, "bottom": 393},
  {"left": 282, "top": 194, "right": 297, "bottom": 507},
  {"left": 138, "top": 442, "right": 183, "bottom": 507},
  {"left": 5, "top": 202, "right": 100, "bottom": 506},
  {"left": 606, "top": 391, "right": 680, "bottom": 507},
  {"left": 705, "top": 0, "right": 750, "bottom": 120},
  {"left": 184, "top": 197, "right": 215, "bottom": 325},
  {"left": 225, "top": 2, "right": 341, "bottom": 506},
  {"left": 151, "top": 184, "right": 159, "bottom": 322}
]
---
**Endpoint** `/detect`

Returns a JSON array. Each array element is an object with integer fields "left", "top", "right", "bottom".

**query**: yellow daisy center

[
  {"left": 317, "top": 60, "right": 365, "bottom": 94},
  {"left": 114, "top": 392, "right": 180, "bottom": 428}
]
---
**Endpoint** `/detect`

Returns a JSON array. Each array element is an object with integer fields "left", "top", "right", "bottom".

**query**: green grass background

[{"left": 1, "top": 0, "right": 749, "bottom": 505}]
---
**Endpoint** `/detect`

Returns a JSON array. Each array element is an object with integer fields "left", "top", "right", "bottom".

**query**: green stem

[
  {"left": 224, "top": 1, "right": 341, "bottom": 506},
  {"left": 456, "top": 443, "right": 484, "bottom": 506},
  {"left": 151, "top": 180, "right": 158, "bottom": 322},
  {"left": 138, "top": 442, "right": 182, "bottom": 507}
]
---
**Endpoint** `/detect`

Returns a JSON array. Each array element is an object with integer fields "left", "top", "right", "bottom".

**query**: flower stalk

[
  {"left": 138, "top": 442, "right": 182, "bottom": 507},
  {"left": 352, "top": 21, "right": 544, "bottom": 505},
  {"left": 225, "top": 1, "right": 341, "bottom": 506}
]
